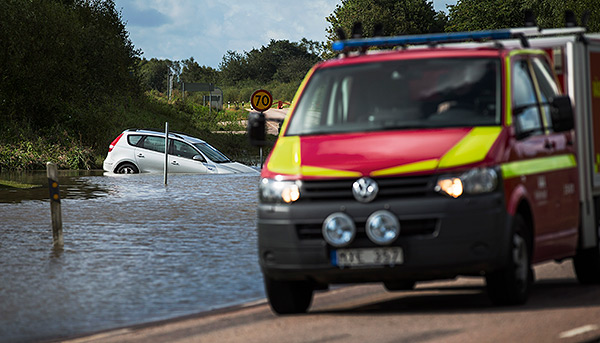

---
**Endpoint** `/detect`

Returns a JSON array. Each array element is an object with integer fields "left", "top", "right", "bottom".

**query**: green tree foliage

[
  {"left": 0, "top": 0, "right": 139, "bottom": 142},
  {"left": 180, "top": 57, "right": 219, "bottom": 84},
  {"left": 139, "top": 58, "right": 179, "bottom": 92},
  {"left": 219, "top": 40, "right": 321, "bottom": 86},
  {"left": 446, "top": 0, "right": 524, "bottom": 31},
  {"left": 325, "top": 0, "right": 446, "bottom": 43},
  {"left": 523, "top": 0, "right": 600, "bottom": 32},
  {"left": 447, "top": 0, "right": 600, "bottom": 32}
]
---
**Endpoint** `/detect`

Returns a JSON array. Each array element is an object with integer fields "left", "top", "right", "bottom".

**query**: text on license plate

[{"left": 333, "top": 247, "right": 404, "bottom": 267}]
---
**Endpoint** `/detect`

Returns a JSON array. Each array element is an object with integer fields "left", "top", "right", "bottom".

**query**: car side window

[
  {"left": 531, "top": 57, "right": 561, "bottom": 132},
  {"left": 140, "top": 135, "right": 165, "bottom": 153},
  {"left": 127, "top": 135, "right": 143, "bottom": 146},
  {"left": 512, "top": 59, "right": 543, "bottom": 136},
  {"left": 171, "top": 140, "right": 201, "bottom": 160}
]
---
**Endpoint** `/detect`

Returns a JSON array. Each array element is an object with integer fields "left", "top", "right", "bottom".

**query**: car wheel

[
  {"left": 486, "top": 214, "right": 531, "bottom": 305},
  {"left": 115, "top": 163, "right": 139, "bottom": 174},
  {"left": 384, "top": 280, "right": 416, "bottom": 291},
  {"left": 264, "top": 276, "right": 313, "bottom": 315}
]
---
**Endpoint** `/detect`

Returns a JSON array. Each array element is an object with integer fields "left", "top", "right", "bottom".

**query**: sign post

[{"left": 249, "top": 90, "right": 273, "bottom": 168}]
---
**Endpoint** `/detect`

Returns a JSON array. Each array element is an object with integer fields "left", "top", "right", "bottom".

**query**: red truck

[{"left": 248, "top": 25, "right": 600, "bottom": 314}]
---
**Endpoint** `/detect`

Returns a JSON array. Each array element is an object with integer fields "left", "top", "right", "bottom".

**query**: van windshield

[{"left": 286, "top": 58, "right": 501, "bottom": 136}]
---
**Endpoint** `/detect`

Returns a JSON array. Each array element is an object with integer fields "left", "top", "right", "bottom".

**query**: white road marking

[{"left": 559, "top": 324, "right": 599, "bottom": 339}]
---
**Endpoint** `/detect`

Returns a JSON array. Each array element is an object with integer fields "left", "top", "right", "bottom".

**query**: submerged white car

[{"left": 103, "top": 129, "right": 258, "bottom": 174}]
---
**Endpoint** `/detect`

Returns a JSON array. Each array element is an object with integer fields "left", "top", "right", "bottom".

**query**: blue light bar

[{"left": 332, "top": 29, "right": 514, "bottom": 51}]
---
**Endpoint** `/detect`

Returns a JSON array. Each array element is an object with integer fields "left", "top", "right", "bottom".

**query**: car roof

[{"left": 124, "top": 129, "right": 206, "bottom": 144}]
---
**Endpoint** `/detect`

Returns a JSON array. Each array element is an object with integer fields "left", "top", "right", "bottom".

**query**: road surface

[{"left": 61, "top": 260, "right": 600, "bottom": 343}]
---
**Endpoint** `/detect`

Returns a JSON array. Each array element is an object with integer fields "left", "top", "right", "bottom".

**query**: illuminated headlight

[
  {"left": 435, "top": 168, "right": 498, "bottom": 198},
  {"left": 259, "top": 178, "right": 301, "bottom": 203},
  {"left": 322, "top": 213, "right": 356, "bottom": 247},
  {"left": 365, "top": 210, "right": 400, "bottom": 245}
]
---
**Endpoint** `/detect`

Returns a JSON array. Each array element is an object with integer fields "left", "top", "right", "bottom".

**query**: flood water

[{"left": 0, "top": 170, "right": 264, "bottom": 342}]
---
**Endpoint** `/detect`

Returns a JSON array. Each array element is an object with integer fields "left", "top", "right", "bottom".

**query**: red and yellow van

[{"left": 250, "top": 28, "right": 600, "bottom": 314}]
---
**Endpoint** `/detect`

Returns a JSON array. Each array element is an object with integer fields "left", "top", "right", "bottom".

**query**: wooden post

[{"left": 46, "top": 162, "right": 63, "bottom": 247}]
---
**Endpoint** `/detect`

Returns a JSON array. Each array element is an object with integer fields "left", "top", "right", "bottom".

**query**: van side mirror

[
  {"left": 550, "top": 95, "right": 574, "bottom": 132},
  {"left": 248, "top": 112, "right": 266, "bottom": 146}
]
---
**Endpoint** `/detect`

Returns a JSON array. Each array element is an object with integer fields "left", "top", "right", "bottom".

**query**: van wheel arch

[{"left": 515, "top": 200, "right": 534, "bottom": 260}]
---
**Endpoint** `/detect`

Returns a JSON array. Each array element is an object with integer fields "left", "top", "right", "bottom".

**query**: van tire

[
  {"left": 384, "top": 280, "right": 416, "bottom": 291},
  {"left": 264, "top": 276, "right": 313, "bottom": 315},
  {"left": 115, "top": 163, "right": 139, "bottom": 174},
  {"left": 486, "top": 214, "right": 531, "bottom": 305},
  {"left": 574, "top": 246, "right": 600, "bottom": 284},
  {"left": 574, "top": 198, "right": 600, "bottom": 284}
]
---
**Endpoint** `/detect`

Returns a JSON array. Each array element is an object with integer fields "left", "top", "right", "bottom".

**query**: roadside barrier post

[{"left": 46, "top": 162, "right": 63, "bottom": 247}]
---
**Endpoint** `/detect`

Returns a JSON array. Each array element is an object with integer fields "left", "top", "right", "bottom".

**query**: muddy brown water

[{"left": 0, "top": 170, "right": 264, "bottom": 342}]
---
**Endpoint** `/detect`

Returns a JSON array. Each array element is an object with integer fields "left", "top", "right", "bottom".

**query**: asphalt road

[{"left": 60, "top": 260, "right": 600, "bottom": 343}]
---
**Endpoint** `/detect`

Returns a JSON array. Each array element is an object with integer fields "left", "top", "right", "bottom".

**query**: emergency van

[{"left": 248, "top": 26, "right": 600, "bottom": 314}]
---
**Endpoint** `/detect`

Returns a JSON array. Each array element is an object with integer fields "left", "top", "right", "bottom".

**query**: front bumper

[{"left": 258, "top": 191, "right": 510, "bottom": 285}]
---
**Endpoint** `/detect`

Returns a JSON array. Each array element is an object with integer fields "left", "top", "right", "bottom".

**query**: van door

[
  {"left": 510, "top": 57, "right": 558, "bottom": 262},
  {"left": 530, "top": 56, "right": 579, "bottom": 258}
]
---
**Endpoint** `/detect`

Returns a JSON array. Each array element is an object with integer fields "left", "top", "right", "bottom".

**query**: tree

[
  {"left": 139, "top": 58, "right": 177, "bottom": 92},
  {"left": 447, "top": 0, "right": 531, "bottom": 31},
  {"left": 218, "top": 40, "right": 320, "bottom": 85},
  {"left": 523, "top": 0, "right": 600, "bottom": 32},
  {"left": 0, "top": 0, "right": 139, "bottom": 140},
  {"left": 446, "top": 0, "right": 600, "bottom": 32},
  {"left": 325, "top": 0, "right": 446, "bottom": 43},
  {"left": 180, "top": 57, "right": 219, "bottom": 84}
]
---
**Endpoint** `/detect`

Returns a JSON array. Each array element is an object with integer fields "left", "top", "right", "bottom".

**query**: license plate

[{"left": 333, "top": 247, "right": 404, "bottom": 267}]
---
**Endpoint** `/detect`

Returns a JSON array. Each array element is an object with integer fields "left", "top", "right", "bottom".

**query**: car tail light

[{"left": 109, "top": 133, "right": 124, "bottom": 152}]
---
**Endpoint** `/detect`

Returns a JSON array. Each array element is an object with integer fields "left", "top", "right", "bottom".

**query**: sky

[{"left": 113, "top": 0, "right": 458, "bottom": 69}]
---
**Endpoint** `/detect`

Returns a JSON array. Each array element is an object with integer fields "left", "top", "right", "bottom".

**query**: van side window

[
  {"left": 512, "top": 59, "right": 543, "bottom": 136},
  {"left": 532, "top": 57, "right": 561, "bottom": 131},
  {"left": 140, "top": 135, "right": 165, "bottom": 153}
]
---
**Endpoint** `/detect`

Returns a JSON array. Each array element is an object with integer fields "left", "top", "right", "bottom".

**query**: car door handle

[
  {"left": 544, "top": 140, "right": 555, "bottom": 150},
  {"left": 137, "top": 153, "right": 145, "bottom": 158},
  {"left": 171, "top": 161, "right": 179, "bottom": 165}
]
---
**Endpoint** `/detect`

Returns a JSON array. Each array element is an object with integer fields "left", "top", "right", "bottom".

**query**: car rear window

[{"left": 127, "top": 135, "right": 143, "bottom": 146}]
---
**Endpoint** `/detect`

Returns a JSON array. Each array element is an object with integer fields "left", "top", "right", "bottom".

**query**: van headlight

[
  {"left": 435, "top": 168, "right": 498, "bottom": 198},
  {"left": 259, "top": 178, "right": 301, "bottom": 203}
]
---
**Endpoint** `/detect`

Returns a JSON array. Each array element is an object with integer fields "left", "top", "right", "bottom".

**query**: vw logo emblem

[{"left": 352, "top": 177, "right": 379, "bottom": 203}]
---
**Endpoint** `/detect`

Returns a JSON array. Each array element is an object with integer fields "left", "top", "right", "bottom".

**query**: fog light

[
  {"left": 322, "top": 213, "right": 356, "bottom": 247},
  {"left": 365, "top": 210, "right": 400, "bottom": 245}
]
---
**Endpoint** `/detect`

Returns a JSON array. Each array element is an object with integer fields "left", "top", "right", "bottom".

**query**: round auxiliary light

[
  {"left": 322, "top": 213, "right": 356, "bottom": 247},
  {"left": 365, "top": 210, "right": 400, "bottom": 245}
]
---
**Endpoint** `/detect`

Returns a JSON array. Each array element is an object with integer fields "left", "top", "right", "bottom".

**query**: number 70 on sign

[{"left": 250, "top": 89, "right": 273, "bottom": 112}]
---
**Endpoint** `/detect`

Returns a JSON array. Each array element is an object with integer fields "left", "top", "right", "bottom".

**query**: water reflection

[
  {"left": 0, "top": 170, "right": 109, "bottom": 203},
  {"left": 0, "top": 172, "right": 263, "bottom": 342}
]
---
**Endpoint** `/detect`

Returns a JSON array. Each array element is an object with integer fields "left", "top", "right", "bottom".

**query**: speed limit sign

[{"left": 250, "top": 89, "right": 273, "bottom": 112}]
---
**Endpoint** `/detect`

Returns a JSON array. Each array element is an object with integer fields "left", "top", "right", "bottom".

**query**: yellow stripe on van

[
  {"left": 371, "top": 158, "right": 439, "bottom": 177},
  {"left": 438, "top": 127, "right": 502, "bottom": 169},
  {"left": 266, "top": 136, "right": 302, "bottom": 175},
  {"left": 302, "top": 166, "right": 362, "bottom": 178},
  {"left": 501, "top": 154, "right": 576, "bottom": 179}
]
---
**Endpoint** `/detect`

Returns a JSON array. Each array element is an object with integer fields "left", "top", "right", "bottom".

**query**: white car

[{"left": 103, "top": 129, "right": 258, "bottom": 174}]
